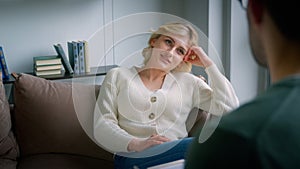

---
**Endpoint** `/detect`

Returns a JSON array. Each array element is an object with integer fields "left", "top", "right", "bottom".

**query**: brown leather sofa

[{"left": 0, "top": 73, "right": 207, "bottom": 169}]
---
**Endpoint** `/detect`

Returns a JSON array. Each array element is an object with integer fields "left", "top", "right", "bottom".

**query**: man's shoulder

[
  {"left": 219, "top": 92, "right": 281, "bottom": 135},
  {"left": 220, "top": 84, "right": 300, "bottom": 137}
]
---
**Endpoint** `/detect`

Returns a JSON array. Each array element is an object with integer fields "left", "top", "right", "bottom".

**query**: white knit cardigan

[{"left": 94, "top": 64, "right": 239, "bottom": 152}]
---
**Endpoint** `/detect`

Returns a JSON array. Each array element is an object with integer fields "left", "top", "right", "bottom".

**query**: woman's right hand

[
  {"left": 127, "top": 134, "right": 171, "bottom": 152},
  {"left": 184, "top": 46, "right": 213, "bottom": 68}
]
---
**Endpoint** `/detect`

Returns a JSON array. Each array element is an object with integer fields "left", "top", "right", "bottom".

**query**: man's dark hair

[{"left": 261, "top": 0, "right": 300, "bottom": 42}]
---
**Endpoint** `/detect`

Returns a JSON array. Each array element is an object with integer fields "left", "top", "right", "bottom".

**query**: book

[
  {"left": 68, "top": 41, "right": 80, "bottom": 74},
  {"left": 0, "top": 60, "right": 2, "bottom": 80},
  {"left": 35, "top": 69, "right": 62, "bottom": 76},
  {"left": 33, "top": 55, "right": 62, "bottom": 66},
  {"left": 53, "top": 44, "right": 74, "bottom": 74},
  {"left": 35, "top": 64, "right": 62, "bottom": 71},
  {"left": 77, "top": 41, "right": 85, "bottom": 73},
  {"left": 83, "top": 40, "right": 90, "bottom": 73},
  {"left": 0, "top": 46, "right": 10, "bottom": 80}
]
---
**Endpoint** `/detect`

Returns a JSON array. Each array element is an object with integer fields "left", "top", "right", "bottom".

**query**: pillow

[
  {"left": 0, "top": 76, "right": 19, "bottom": 169},
  {"left": 13, "top": 73, "right": 113, "bottom": 161}
]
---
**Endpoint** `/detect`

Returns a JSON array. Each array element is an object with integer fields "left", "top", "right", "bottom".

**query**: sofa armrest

[
  {"left": 0, "top": 79, "right": 19, "bottom": 169},
  {"left": 187, "top": 109, "right": 208, "bottom": 137}
]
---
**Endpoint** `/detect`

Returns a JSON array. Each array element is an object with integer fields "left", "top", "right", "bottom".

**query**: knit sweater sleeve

[
  {"left": 93, "top": 68, "right": 134, "bottom": 153},
  {"left": 194, "top": 64, "right": 239, "bottom": 116}
]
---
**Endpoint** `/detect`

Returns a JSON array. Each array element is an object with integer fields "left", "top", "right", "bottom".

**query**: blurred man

[{"left": 185, "top": 0, "right": 300, "bottom": 168}]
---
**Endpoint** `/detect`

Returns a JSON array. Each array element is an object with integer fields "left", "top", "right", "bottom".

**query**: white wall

[
  {"left": 229, "top": 0, "right": 260, "bottom": 104},
  {"left": 0, "top": 0, "right": 102, "bottom": 73},
  {"left": 0, "top": 0, "right": 264, "bottom": 104},
  {"left": 207, "top": 0, "right": 265, "bottom": 104},
  {"left": 0, "top": 0, "right": 190, "bottom": 73},
  {"left": 89, "top": 0, "right": 195, "bottom": 69}
]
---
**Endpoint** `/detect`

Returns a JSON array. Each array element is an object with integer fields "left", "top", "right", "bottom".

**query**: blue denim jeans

[{"left": 114, "top": 137, "right": 193, "bottom": 169}]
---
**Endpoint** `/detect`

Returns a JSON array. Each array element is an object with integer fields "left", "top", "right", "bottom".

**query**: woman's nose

[{"left": 166, "top": 47, "right": 176, "bottom": 56}]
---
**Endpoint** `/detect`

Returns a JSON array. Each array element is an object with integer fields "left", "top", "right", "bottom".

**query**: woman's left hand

[
  {"left": 127, "top": 134, "right": 170, "bottom": 152},
  {"left": 184, "top": 46, "right": 213, "bottom": 68}
]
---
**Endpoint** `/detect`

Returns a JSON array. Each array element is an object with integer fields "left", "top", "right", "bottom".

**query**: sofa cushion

[
  {"left": 13, "top": 73, "right": 113, "bottom": 162},
  {"left": 0, "top": 77, "right": 19, "bottom": 169}
]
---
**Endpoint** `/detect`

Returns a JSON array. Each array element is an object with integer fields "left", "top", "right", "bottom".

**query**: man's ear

[{"left": 248, "top": 0, "right": 264, "bottom": 24}]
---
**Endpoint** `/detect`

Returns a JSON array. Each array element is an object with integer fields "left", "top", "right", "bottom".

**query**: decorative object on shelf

[
  {"left": 0, "top": 46, "right": 10, "bottom": 80},
  {"left": 54, "top": 43, "right": 74, "bottom": 74}
]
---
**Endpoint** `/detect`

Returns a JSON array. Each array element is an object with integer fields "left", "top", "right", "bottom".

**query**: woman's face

[{"left": 146, "top": 34, "right": 190, "bottom": 72}]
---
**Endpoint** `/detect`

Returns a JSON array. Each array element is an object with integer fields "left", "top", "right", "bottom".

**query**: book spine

[
  {"left": 67, "top": 41, "right": 74, "bottom": 68},
  {"left": 35, "top": 64, "right": 62, "bottom": 71},
  {"left": 72, "top": 41, "right": 80, "bottom": 74},
  {"left": 0, "top": 58, "right": 2, "bottom": 80},
  {"left": 35, "top": 69, "right": 62, "bottom": 76},
  {"left": 0, "top": 47, "right": 10, "bottom": 80},
  {"left": 83, "top": 40, "right": 90, "bottom": 73},
  {"left": 68, "top": 41, "right": 79, "bottom": 74},
  {"left": 33, "top": 56, "right": 61, "bottom": 66},
  {"left": 78, "top": 41, "right": 85, "bottom": 73},
  {"left": 54, "top": 44, "right": 74, "bottom": 74}
]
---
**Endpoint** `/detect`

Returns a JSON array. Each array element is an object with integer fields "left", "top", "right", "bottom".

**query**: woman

[{"left": 94, "top": 22, "right": 239, "bottom": 169}]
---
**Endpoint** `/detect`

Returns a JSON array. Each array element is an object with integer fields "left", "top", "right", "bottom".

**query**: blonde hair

[{"left": 142, "top": 22, "right": 199, "bottom": 73}]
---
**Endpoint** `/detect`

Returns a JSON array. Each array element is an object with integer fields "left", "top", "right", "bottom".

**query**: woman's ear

[
  {"left": 183, "top": 49, "right": 193, "bottom": 61},
  {"left": 150, "top": 38, "right": 157, "bottom": 47}
]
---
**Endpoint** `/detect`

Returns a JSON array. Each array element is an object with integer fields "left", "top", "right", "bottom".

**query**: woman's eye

[
  {"left": 165, "top": 39, "right": 172, "bottom": 46},
  {"left": 177, "top": 48, "right": 186, "bottom": 56}
]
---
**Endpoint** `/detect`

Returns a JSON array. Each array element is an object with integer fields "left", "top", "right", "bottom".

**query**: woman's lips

[{"left": 160, "top": 54, "right": 171, "bottom": 64}]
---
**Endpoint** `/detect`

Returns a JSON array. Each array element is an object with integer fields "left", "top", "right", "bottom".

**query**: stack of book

[
  {"left": 67, "top": 40, "right": 90, "bottom": 74},
  {"left": 33, "top": 56, "right": 63, "bottom": 77},
  {"left": 32, "top": 41, "right": 90, "bottom": 77}
]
